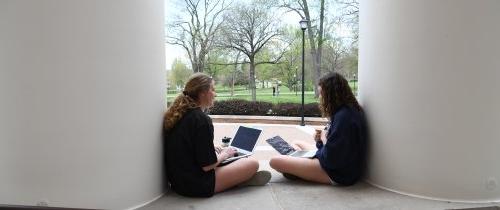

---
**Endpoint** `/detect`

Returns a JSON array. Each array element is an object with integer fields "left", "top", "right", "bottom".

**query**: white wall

[
  {"left": 360, "top": 0, "right": 500, "bottom": 202},
  {"left": 0, "top": 0, "right": 166, "bottom": 209}
]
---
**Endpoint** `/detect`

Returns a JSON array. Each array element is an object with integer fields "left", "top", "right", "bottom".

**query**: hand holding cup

[{"left": 314, "top": 129, "right": 322, "bottom": 142}]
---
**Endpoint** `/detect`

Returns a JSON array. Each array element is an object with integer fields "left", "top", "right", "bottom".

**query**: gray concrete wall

[
  {"left": 0, "top": 0, "right": 165, "bottom": 209},
  {"left": 359, "top": 0, "right": 500, "bottom": 202}
]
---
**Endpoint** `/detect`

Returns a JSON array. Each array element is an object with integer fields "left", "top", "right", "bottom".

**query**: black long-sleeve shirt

[{"left": 314, "top": 105, "right": 367, "bottom": 186}]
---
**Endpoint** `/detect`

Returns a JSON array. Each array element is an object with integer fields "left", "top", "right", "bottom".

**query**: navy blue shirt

[{"left": 314, "top": 105, "right": 367, "bottom": 186}]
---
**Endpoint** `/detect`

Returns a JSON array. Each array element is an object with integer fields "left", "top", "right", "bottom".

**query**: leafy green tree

[
  {"left": 341, "top": 46, "right": 358, "bottom": 79},
  {"left": 280, "top": 0, "right": 326, "bottom": 97},
  {"left": 219, "top": 1, "right": 286, "bottom": 102},
  {"left": 270, "top": 30, "right": 298, "bottom": 91},
  {"left": 255, "top": 48, "right": 280, "bottom": 88},
  {"left": 169, "top": 59, "right": 193, "bottom": 88},
  {"left": 206, "top": 49, "right": 232, "bottom": 79},
  {"left": 322, "top": 36, "right": 347, "bottom": 74}
]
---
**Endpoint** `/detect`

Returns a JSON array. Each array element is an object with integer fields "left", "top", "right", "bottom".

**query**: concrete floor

[{"left": 139, "top": 123, "right": 499, "bottom": 210}]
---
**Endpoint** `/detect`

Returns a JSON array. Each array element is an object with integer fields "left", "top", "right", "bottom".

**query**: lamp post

[
  {"left": 299, "top": 19, "right": 308, "bottom": 126},
  {"left": 353, "top": 73, "right": 357, "bottom": 95}
]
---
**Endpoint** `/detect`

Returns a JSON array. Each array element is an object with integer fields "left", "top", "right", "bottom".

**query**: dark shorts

[{"left": 169, "top": 170, "right": 216, "bottom": 197}]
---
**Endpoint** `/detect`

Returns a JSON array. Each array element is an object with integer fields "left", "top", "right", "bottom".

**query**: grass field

[
  {"left": 167, "top": 86, "right": 318, "bottom": 104},
  {"left": 166, "top": 81, "right": 358, "bottom": 104}
]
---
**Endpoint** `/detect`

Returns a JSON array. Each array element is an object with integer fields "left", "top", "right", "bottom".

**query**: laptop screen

[{"left": 231, "top": 126, "right": 262, "bottom": 152}]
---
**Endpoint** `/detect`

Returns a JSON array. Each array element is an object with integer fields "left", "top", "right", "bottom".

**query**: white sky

[
  {"left": 163, "top": 0, "right": 306, "bottom": 69},
  {"left": 164, "top": 0, "right": 186, "bottom": 69},
  {"left": 163, "top": 0, "right": 353, "bottom": 69}
]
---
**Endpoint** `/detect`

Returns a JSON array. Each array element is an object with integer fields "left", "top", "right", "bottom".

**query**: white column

[
  {"left": 0, "top": 0, "right": 166, "bottom": 209},
  {"left": 359, "top": 0, "right": 500, "bottom": 202}
]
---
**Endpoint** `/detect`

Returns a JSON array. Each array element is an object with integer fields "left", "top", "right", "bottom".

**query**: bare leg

[
  {"left": 269, "top": 155, "right": 331, "bottom": 184},
  {"left": 214, "top": 158, "right": 259, "bottom": 193}
]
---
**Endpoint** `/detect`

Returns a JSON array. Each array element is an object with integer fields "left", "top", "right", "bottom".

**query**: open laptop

[
  {"left": 266, "top": 135, "right": 316, "bottom": 158},
  {"left": 220, "top": 126, "right": 262, "bottom": 164}
]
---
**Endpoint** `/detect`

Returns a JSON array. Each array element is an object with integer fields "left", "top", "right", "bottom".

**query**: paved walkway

[{"left": 139, "top": 123, "right": 499, "bottom": 210}]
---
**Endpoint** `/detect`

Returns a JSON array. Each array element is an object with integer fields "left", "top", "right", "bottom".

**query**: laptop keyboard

[{"left": 215, "top": 149, "right": 246, "bottom": 157}]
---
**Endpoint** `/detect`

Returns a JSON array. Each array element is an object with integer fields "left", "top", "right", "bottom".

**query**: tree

[
  {"left": 322, "top": 36, "right": 347, "bottom": 73},
  {"left": 206, "top": 49, "right": 242, "bottom": 96},
  {"left": 329, "top": 0, "right": 359, "bottom": 80},
  {"left": 255, "top": 49, "right": 280, "bottom": 88},
  {"left": 169, "top": 59, "right": 193, "bottom": 88},
  {"left": 341, "top": 46, "right": 358, "bottom": 79},
  {"left": 274, "top": 27, "right": 301, "bottom": 92},
  {"left": 166, "top": 0, "right": 231, "bottom": 73},
  {"left": 205, "top": 49, "right": 231, "bottom": 78},
  {"left": 337, "top": 0, "right": 359, "bottom": 45},
  {"left": 219, "top": 2, "right": 286, "bottom": 101},
  {"left": 280, "top": 0, "right": 326, "bottom": 97},
  {"left": 276, "top": 50, "right": 299, "bottom": 92}
]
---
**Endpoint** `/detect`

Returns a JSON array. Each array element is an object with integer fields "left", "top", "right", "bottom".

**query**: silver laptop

[
  {"left": 266, "top": 135, "right": 316, "bottom": 158},
  {"left": 221, "top": 126, "right": 262, "bottom": 164}
]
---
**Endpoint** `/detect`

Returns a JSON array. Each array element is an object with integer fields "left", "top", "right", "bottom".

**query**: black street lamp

[
  {"left": 353, "top": 73, "right": 357, "bottom": 95},
  {"left": 299, "top": 19, "right": 308, "bottom": 126}
]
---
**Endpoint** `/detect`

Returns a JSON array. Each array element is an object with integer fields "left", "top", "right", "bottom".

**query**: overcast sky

[{"left": 163, "top": 0, "right": 352, "bottom": 69}]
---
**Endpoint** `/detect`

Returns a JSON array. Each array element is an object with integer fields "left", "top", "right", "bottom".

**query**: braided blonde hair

[{"left": 164, "top": 73, "right": 213, "bottom": 131}]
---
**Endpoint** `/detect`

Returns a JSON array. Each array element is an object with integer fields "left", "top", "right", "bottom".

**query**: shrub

[
  {"left": 304, "top": 103, "right": 322, "bottom": 117},
  {"left": 273, "top": 102, "right": 321, "bottom": 117},
  {"left": 208, "top": 99, "right": 273, "bottom": 116},
  {"left": 273, "top": 103, "right": 299, "bottom": 116},
  {"left": 208, "top": 99, "right": 321, "bottom": 117}
]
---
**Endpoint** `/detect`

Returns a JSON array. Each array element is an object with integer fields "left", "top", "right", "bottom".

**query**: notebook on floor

[
  {"left": 266, "top": 135, "right": 316, "bottom": 158},
  {"left": 220, "top": 126, "right": 262, "bottom": 164}
]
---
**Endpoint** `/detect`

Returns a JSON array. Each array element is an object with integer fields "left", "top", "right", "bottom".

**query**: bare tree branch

[
  {"left": 217, "top": 3, "right": 285, "bottom": 101},
  {"left": 166, "top": 0, "right": 232, "bottom": 72}
]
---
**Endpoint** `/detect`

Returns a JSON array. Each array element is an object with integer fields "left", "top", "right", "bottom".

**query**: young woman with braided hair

[
  {"left": 164, "top": 73, "right": 270, "bottom": 197},
  {"left": 269, "top": 72, "right": 367, "bottom": 186}
]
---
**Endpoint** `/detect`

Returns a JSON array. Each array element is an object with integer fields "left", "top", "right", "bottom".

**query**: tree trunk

[
  {"left": 198, "top": 57, "right": 205, "bottom": 73},
  {"left": 315, "top": 0, "right": 325, "bottom": 97},
  {"left": 249, "top": 57, "right": 257, "bottom": 102},
  {"left": 231, "top": 72, "right": 235, "bottom": 97},
  {"left": 231, "top": 52, "right": 240, "bottom": 97},
  {"left": 302, "top": 0, "right": 324, "bottom": 98}
]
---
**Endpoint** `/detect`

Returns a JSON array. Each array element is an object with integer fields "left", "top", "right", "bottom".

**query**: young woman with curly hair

[
  {"left": 269, "top": 72, "right": 367, "bottom": 186},
  {"left": 164, "top": 73, "right": 270, "bottom": 197}
]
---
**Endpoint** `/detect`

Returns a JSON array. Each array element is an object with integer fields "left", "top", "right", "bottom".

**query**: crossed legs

[
  {"left": 214, "top": 140, "right": 331, "bottom": 192},
  {"left": 269, "top": 141, "right": 331, "bottom": 184},
  {"left": 214, "top": 158, "right": 259, "bottom": 193}
]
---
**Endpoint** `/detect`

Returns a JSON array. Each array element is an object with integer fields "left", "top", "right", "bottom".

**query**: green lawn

[
  {"left": 167, "top": 82, "right": 357, "bottom": 104},
  {"left": 216, "top": 91, "right": 318, "bottom": 104},
  {"left": 167, "top": 86, "right": 319, "bottom": 104}
]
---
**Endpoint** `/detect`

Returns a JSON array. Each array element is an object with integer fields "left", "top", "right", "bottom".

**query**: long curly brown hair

[
  {"left": 318, "top": 72, "right": 362, "bottom": 118},
  {"left": 163, "top": 73, "right": 213, "bottom": 131}
]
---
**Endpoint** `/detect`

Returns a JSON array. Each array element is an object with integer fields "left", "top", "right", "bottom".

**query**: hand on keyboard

[
  {"left": 214, "top": 146, "right": 223, "bottom": 154},
  {"left": 220, "top": 147, "right": 236, "bottom": 160}
]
